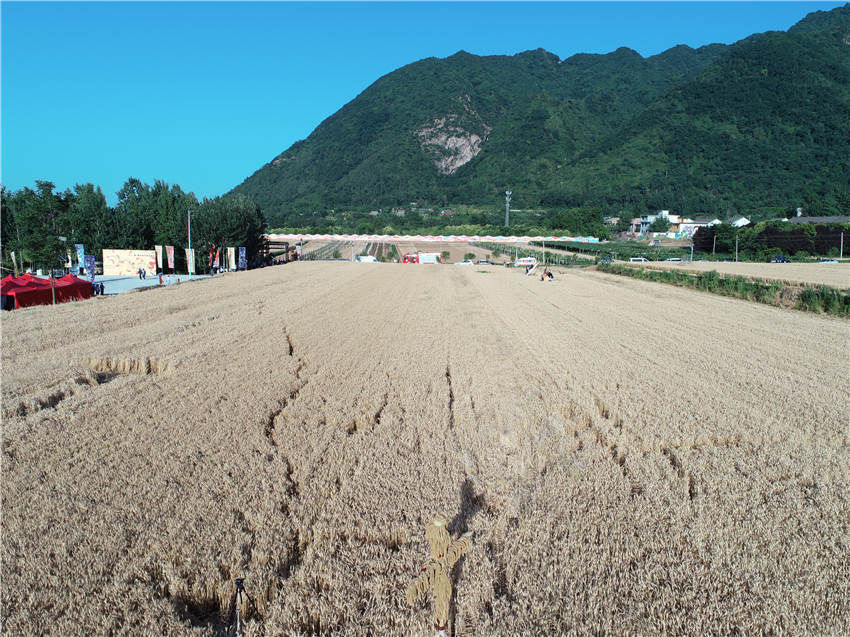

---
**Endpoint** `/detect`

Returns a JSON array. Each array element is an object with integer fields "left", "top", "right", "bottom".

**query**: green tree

[
  {"left": 12, "top": 181, "right": 71, "bottom": 270},
  {"left": 114, "top": 178, "right": 154, "bottom": 249},
  {"left": 648, "top": 216, "right": 671, "bottom": 232},
  {"left": 194, "top": 194, "right": 266, "bottom": 271},
  {"left": 67, "top": 183, "right": 114, "bottom": 257}
]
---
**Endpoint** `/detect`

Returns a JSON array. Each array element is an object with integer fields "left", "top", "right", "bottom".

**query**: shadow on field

[
  {"left": 172, "top": 588, "right": 256, "bottom": 636},
  {"left": 172, "top": 593, "right": 228, "bottom": 634},
  {"left": 448, "top": 478, "right": 485, "bottom": 636},
  {"left": 448, "top": 477, "right": 484, "bottom": 536}
]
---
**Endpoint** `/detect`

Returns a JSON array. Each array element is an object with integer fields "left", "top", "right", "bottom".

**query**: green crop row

[{"left": 596, "top": 262, "right": 850, "bottom": 317}]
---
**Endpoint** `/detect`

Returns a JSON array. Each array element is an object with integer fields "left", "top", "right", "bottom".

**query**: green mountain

[{"left": 233, "top": 4, "right": 850, "bottom": 228}]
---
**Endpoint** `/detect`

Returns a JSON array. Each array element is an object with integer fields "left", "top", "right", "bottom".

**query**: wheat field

[
  {"left": 645, "top": 260, "right": 850, "bottom": 289},
  {"left": 1, "top": 263, "right": 848, "bottom": 635}
]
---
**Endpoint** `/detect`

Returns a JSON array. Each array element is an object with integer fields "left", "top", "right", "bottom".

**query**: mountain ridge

[{"left": 233, "top": 4, "right": 850, "bottom": 228}]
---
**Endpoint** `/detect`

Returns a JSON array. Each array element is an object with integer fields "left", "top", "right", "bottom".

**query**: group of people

[{"left": 136, "top": 268, "right": 147, "bottom": 280}]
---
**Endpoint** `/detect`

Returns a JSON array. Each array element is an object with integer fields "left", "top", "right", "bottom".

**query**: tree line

[{"left": 1, "top": 178, "right": 266, "bottom": 273}]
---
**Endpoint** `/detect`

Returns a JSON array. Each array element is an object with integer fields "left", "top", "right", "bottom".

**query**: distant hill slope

[{"left": 233, "top": 4, "right": 850, "bottom": 227}]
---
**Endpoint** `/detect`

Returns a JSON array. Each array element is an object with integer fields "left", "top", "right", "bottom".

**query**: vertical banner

[
  {"left": 166, "top": 246, "right": 175, "bottom": 269},
  {"left": 75, "top": 244, "right": 86, "bottom": 270},
  {"left": 296, "top": 243, "right": 302, "bottom": 258},
  {"left": 214, "top": 248, "right": 221, "bottom": 268},
  {"left": 208, "top": 246, "right": 216, "bottom": 267},
  {"left": 227, "top": 247, "right": 236, "bottom": 271},
  {"left": 154, "top": 245, "right": 163, "bottom": 269},
  {"left": 238, "top": 247, "right": 247, "bottom": 270},
  {"left": 85, "top": 255, "right": 96, "bottom": 283},
  {"left": 185, "top": 248, "right": 195, "bottom": 274},
  {"left": 11, "top": 251, "right": 18, "bottom": 276}
]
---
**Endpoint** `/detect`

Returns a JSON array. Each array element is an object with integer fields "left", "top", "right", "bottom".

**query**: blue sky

[{"left": 1, "top": 1, "right": 843, "bottom": 203}]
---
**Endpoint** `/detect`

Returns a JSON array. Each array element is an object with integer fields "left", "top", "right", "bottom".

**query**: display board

[{"left": 102, "top": 249, "right": 157, "bottom": 276}]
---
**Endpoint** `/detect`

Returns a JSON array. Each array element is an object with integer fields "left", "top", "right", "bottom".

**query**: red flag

[
  {"left": 209, "top": 246, "right": 216, "bottom": 267},
  {"left": 214, "top": 248, "right": 220, "bottom": 268}
]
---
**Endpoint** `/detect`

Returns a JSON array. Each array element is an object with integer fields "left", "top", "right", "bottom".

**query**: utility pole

[
  {"left": 735, "top": 236, "right": 739, "bottom": 262},
  {"left": 712, "top": 234, "right": 716, "bottom": 255},
  {"left": 505, "top": 190, "right": 512, "bottom": 227},
  {"left": 187, "top": 209, "right": 192, "bottom": 279},
  {"left": 690, "top": 243, "right": 694, "bottom": 262},
  {"left": 841, "top": 231, "right": 844, "bottom": 260},
  {"left": 542, "top": 240, "right": 546, "bottom": 266}
]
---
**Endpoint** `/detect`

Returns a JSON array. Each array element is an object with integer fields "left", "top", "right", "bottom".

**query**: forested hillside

[{"left": 233, "top": 4, "right": 850, "bottom": 229}]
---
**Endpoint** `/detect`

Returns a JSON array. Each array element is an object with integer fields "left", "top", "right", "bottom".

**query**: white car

[
  {"left": 454, "top": 260, "right": 474, "bottom": 265},
  {"left": 356, "top": 255, "right": 379, "bottom": 263},
  {"left": 664, "top": 257, "right": 682, "bottom": 262},
  {"left": 629, "top": 257, "right": 649, "bottom": 262}
]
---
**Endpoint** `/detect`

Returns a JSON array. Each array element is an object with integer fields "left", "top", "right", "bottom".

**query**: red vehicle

[{"left": 402, "top": 253, "right": 419, "bottom": 264}]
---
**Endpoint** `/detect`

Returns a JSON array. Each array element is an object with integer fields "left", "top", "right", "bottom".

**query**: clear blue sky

[{"left": 1, "top": 1, "right": 843, "bottom": 203}]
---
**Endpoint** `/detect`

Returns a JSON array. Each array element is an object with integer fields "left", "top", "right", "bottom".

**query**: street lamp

[{"left": 505, "top": 190, "right": 512, "bottom": 227}]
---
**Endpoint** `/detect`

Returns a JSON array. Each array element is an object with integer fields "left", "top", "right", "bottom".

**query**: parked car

[
  {"left": 455, "top": 260, "right": 474, "bottom": 265},
  {"left": 598, "top": 256, "right": 613, "bottom": 264},
  {"left": 629, "top": 257, "right": 648, "bottom": 262},
  {"left": 818, "top": 259, "right": 839, "bottom": 264},
  {"left": 476, "top": 259, "right": 493, "bottom": 265},
  {"left": 770, "top": 255, "right": 790, "bottom": 263},
  {"left": 664, "top": 257, "right": 682, "bottom": 262}
]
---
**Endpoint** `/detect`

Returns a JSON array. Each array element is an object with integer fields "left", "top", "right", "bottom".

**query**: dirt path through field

[{"left": 2, "top": 263, "right": 847, "bottom": 634}]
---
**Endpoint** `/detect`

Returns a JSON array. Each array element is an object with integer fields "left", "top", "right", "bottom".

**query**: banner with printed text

[
  {"left": 74, "top": 244, "right": 85, "bottom": 269},
  {"left": 85, "top": 255, "right": 96, "bottom": 282},
  {"left": 185, "top": 248, "right": 195, "bottom": 274},
  {"left": 102, "top": 249, "right": 156, "bottom": 276},
  {"left": 166, "top": 245, "right": 175, "bottom": 269},
  {"left": 238, "top": 247, "right": 247, "bottom": 270},
  {"left": 154, "top": 245, "right": 163, "bottom": 269},
  {"left": 227, "top": 247, "right": 236, "bottom": 271}
]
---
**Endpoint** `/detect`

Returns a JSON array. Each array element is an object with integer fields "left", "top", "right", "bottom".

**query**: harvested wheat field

[
  {"left": 645, "top": 259, "right": 850, "bottom": 289},
  {"left": 2, "top": 263, "right": 849, "bottom": 635}
]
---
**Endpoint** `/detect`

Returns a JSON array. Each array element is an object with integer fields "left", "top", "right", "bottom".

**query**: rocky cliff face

[{"left": 414, "top": 94, "right": 492, "bottom": 174}]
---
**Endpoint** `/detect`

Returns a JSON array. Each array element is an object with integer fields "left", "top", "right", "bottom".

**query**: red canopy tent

[{"left": 1, "top": 274, "right": 92, "bottom": 309}]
